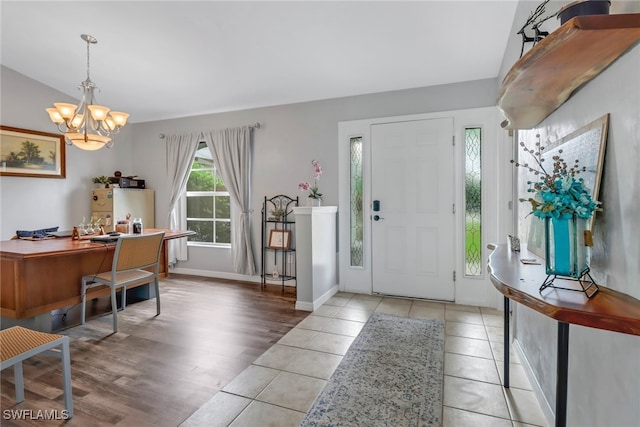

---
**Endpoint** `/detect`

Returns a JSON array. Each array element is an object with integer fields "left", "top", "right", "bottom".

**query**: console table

[{"left": 487, "top": 244, "right": 640, "bottom": 427}]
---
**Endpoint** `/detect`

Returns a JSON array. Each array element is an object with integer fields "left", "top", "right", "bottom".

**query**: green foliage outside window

[{"left": 186, "top": 155, "right": 231, "bottom": 245}]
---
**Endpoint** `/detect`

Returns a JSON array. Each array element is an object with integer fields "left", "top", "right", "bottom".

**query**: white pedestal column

[{"left": 293, "top": 206, "right": 338, "bottom": 311}]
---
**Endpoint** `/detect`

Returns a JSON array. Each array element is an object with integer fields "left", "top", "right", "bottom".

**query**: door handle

[{"left": 373, "top": 215, "right": 384, "bottom": 221}]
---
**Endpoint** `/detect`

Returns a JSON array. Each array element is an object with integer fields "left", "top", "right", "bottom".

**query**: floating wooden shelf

[{"left": 498, "top": 14, "right": 640, "bottom": 130}]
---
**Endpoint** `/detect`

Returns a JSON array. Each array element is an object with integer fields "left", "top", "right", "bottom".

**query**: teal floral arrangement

[
  {"left": 298, "top": 160, "right": 323, "bottom": 200},
  {"left": 514, "top": 141, "right": 599, "bottom": 219}
]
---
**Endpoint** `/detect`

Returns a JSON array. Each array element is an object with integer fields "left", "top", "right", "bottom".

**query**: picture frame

[
  {"left": 0, "top": 126, "right": 66, "bottom": 178},
  {"left": 268, "top": 229, "right": 291, "bottom": 250},
  {"left": 523, "top": 114, "right": 609, "bottom": 257},
  {"left": 543, "top": 114, "right": 609, "bottom": 215}
]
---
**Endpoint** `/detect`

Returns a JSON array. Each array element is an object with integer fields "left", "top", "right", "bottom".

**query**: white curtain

[
  {"left": 166, "top": 132, "right": 200, "bottom": 265},
  {"left": 204, "top": 126, "right": 256, "bottom": 275}
]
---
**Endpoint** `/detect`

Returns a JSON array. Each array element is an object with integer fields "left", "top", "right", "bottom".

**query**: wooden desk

[
  {"left": 488, "top": 244, "right": 640, "bottom": 427},
  {"left": 0, "top": 229, "right": 193, "bottom": 320}
]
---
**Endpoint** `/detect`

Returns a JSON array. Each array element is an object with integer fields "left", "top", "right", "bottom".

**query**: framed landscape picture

[{"left": 0, "top": 126, "right": 66, "bottom": 178}]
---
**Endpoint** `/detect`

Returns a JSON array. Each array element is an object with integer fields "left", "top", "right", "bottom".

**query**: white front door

[{"left": 371, "top": 118, "right": 455, "bottom": 300}]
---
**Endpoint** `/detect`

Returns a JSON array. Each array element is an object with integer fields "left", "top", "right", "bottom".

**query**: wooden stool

[{"left": 0, "top": 326, "right": 73, "bottom": 418}]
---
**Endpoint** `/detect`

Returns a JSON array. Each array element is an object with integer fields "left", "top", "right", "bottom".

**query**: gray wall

[
  {"left": 0, "top": 65, "right": 496, "bottom": 249},
  {"left": 0, "top": 66, "right": 134, "bottom": 238},
  {"left": 516, "top": 49, "right": 640, "bottom": 427},
  {"left": 132, "top": 79, "right": 499, "bottom": 277},
  {"left": 500, "top": 2, "right": 640, "bottom": 426}
]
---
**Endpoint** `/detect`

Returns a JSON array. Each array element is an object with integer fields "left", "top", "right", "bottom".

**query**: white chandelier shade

[{"left": 46, "top": 34, "right": 129, "bottom": 151}]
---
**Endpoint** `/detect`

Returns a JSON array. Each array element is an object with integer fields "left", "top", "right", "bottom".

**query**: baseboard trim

[
  {"left": 513, "top": 338, "right": 554, "bottom": 427},
  {"left": 295, "top": 301, "right": 314, "bottom": 311},
  {"left": 296, "top": 285, "right": 339, "bottom": 312},
  {"left": 169, "top": 267, "right": 260, "bottom": 283}
]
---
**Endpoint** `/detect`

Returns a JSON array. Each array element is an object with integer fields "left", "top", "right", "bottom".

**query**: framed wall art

[
  {"left": 268, "top": 229, "right": 291, "bottom": 250},
  {"left": 0, "top": 126, "right": 66, "bottom": 178},
  {"left": 542, "top": 114, "right": 609, "bottom": 214},
  {"left": 523, "top": 114, "right": 609, "bottom": 256}
]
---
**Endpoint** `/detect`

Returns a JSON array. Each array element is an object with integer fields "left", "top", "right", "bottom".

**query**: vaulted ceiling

[{"left": 1, "top": 1, "right": 519, "bottom": 123}]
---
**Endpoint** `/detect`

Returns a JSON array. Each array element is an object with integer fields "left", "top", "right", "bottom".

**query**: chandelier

[{"left": 46, "top": 34, "right": 129, "bottom": 151}]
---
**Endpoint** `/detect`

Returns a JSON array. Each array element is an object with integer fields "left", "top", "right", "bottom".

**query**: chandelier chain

[{"left": 86, "top": 39, "right": 91, "bottom": 81}]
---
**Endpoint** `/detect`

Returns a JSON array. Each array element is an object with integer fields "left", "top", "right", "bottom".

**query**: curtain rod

[{"left": 159, "top": 122, "right": 260, "bottom": 139}]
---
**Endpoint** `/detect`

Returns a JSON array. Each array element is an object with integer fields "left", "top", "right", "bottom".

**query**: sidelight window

[
  {"left": 350, "top": 136, "right": 364, "bottom": 267},
  {"left": 464, "top": 127, "right": 482, "bottom": 276}
]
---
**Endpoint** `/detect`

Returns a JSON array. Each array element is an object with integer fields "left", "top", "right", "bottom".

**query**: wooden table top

[
  {"left": 0, "top": 228, "right": 194, "bottom": 258},
  {"left": 488, "top": 244, "right": 640, "bottom": 336}
]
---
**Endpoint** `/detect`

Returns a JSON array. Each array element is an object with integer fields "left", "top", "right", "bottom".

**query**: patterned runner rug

[{"left": 300, "top": 313, "right": 445, "bottom": 427}]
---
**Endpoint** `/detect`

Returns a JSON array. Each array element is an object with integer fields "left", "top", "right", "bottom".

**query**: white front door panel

[{"left": 371, "top": 118, "right": 455, "bottom": 300}]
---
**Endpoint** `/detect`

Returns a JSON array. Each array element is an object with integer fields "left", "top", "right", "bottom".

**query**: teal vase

[{"left": 544, "top": 216, "right": 590, "bottom": 278}]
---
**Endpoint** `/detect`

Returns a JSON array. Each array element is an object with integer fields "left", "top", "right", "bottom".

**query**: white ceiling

[{"left": 1, "top": 1, "right": 519, "bottom": 123}]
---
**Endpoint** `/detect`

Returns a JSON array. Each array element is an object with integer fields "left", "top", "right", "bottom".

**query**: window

[
  {"left": 186, "top": 142, "right": 231, "bottom": 246},
  {"left": 464, "top": 127, "right": 482, "bottom": 276},
  {"left": 350, "top": 136, "right": 364, "bottom": 267}
]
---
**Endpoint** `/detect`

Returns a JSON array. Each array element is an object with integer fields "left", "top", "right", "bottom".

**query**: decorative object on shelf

[
  {"left": 268, "top": 229, "right": 291, "bottom": 250},
  {"left": 521, "top": 115, "right": 608, "bottom": 254},
  {"left": 132, "top": 217, "right": 143, "bottom": 234},
  {"left": 93, "top": 175, "right": 111, "bottom": 188},
  {"left": 514, "top": 128, "right": 605, "bottom": 298},
  {"left": 544, "top": 215, "right": 589, "bottom": 276},
  {"left": 87, "top": 214, "right": 101, "bottom": 235},
  {"left": 270, "top": 207, "right": 286, "bottom": 221},
  {"left": 298, "top": 160, "right": 323, "bottom": 201},
  {"left": 115, "top": 215, "right": 131, "bottom": 234},
  {"left": 516, "top": 0, "right": 557, "bottom": 57},
  {"left": 557, "top": 0, "right": 610, "bottom": 25},
  {"left": 308, "top": 198, "right": 321, "bottom": 207},
  {"left": 517, "top": 155, "right": 599, "bottom": 221},
  {"left": 0, "top": 126, "right": 66, "bottom": 179},
  {"left": 45, "top": 34, "right": 129, "bottom": 151},
  {"left": 508, "top": 235, "right": 521, "bottom": 252}
]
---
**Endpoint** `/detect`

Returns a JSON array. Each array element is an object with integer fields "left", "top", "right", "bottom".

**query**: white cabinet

[{"left": 91, "top": 188, "right": 154, "bottom": 232}]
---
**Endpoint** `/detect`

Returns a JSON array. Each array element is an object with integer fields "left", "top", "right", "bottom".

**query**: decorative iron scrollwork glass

[
  {"left": 464, "top": 127, "right": 482, "bottom": 276},
  {"left": 350, "top": 136, "right": 364, "bottom": 267}
]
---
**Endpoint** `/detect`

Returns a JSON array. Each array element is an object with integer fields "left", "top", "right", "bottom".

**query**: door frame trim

[{"left": 338, "top": 107, "right": 502, "bottom": 307}]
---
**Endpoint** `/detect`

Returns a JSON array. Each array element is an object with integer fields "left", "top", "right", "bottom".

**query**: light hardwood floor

[{"left": 0, "top": 275, "right": 307, "bottom": 426}]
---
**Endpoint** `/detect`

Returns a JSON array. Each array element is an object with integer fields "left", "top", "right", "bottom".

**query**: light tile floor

[{"left": 181, "top": 293, "right": 548, "bottom": 427}]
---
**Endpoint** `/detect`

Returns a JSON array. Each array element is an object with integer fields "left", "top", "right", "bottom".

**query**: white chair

[
  {"left": 81, "top": 231, "right": 165, "bottom": 333},
  {"left": 0, "top": 326, "right": 73, "bottom": 418}
]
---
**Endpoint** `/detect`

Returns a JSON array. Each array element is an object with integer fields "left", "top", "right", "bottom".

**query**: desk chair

[
  {"left": 81, "top": 231, "right": 165, "bottom": 333},
  {"left": 0, "top": 326, "right": 73, "bottom": 418}
]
